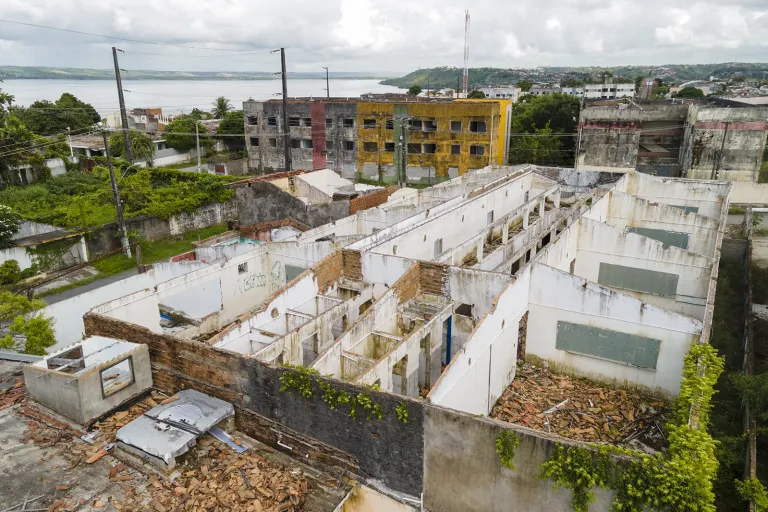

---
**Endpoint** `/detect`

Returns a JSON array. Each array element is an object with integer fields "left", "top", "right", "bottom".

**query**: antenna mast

[{"left": 463, "top": 10, "right": 470, "bottom": 96}]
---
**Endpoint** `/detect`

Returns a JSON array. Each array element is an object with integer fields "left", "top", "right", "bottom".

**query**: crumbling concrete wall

[
  {"left": 686, "top": 108, "right": 768, "bottom": 182},
  {"left": 422, "top": 405, "right": 615, "bottom": 512}
]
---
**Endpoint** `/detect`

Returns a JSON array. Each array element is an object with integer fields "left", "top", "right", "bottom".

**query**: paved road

[{"left": 42, "top": 268, "right": 139, "bottom": 305}]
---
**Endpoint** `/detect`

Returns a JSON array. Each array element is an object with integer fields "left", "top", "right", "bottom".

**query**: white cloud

[{"left": 0, "top": 0, "right": 766, "bottom": 72}]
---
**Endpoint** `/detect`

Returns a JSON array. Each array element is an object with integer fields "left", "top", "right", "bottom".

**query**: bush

[
  {"left": 0, "top": 204, "right": 21, "bottom": 246},
  {"left": 0, "top": 260, "right": 21, "bottom": 285}
]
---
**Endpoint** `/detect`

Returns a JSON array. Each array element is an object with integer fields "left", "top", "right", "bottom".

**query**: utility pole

[
  {"left": 112, "top": 47, "right": 133, "bottom": 163},
  {"left": 574, "top": 94, "right": 586, "bottom": 170},
  {"left": 102, "top": 131, "right": 131, "bottom": 258},
  {"left": 67, "top": 126, "right": 73, "bottom": 159},
  {"left": 195, "top": 120, "right": 202, "bottom": 173},
  {"left": 280, "top": 48, "right": 292, "bottom": 172},
  {"left": 323, "top": 66, "right": 330, "bottom": 98}
]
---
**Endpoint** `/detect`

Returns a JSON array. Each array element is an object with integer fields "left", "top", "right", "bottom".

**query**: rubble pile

[
  {"left": 0, "top": 374, "right": 25, "bottom": 411},
  {"left": 491, "top": 363, "right": 669, "bottom": 450},
  {"left": 120, "top": 442, "right": 309, "bottom": 512}
]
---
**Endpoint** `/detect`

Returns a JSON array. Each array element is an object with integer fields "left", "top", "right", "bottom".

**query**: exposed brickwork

[
  {"left": 392, "top": 263, "right": 421, "bottom": 305},
  {"left": 170, "top": 250, "right": 197, "bottom": 262},
  {"left": 418, "top": 261, "right": 450, "bottom": 296},
  {"left": 225, "top": 169, "right": 307, "bottom": 188},
  {"left": 349, "top": 186, "right": 399, "bottom": 214},
  {"left": 83, "top": 312, "right": 425, "bottom": 496},
  {"left": 240, "top": 217, "right": 311, "bottom": 241},
  {"left": 341, "top": 250, "right": 362, "bottom": 281},
  {"left": 311, "top": 250, "right": 344, "bottom": 293}
]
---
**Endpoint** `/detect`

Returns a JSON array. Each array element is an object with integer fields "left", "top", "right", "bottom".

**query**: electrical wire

[{"left": 0, "top": 19, "right": 278, "bottom": 52}]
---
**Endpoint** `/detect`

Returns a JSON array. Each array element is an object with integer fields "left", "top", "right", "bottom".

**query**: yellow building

[{"left": 356, "top": 99, "right": 512, "bottom": 184}]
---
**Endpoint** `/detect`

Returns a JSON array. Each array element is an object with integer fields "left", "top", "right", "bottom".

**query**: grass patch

[
  {"left": 759, "top": 161, "right": 768, "bottom": 183},
  {"left": 37, "top": 224, "right": 230, "bottom": 298},
  {"left": 729, "top": 206, "right": 747, "bottom": 215}
]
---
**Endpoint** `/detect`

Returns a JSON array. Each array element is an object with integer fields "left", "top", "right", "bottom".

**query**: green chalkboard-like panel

[
  {"left": 627, "top": 226, "right": 690, "bottom": 249},
  {"left": 598, "top": 262, "right": 678, "bottom": 298},
  {"left": 670, "top": 205, "right": 699, "bottom": 214},
  {"left": 555, "top": 321, "right": 661, "bottom": 370}
]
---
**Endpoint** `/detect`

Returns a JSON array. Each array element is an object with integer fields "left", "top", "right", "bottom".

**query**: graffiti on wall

[{"left": 270, "top": 261, "right": 285, "bottom": 292}]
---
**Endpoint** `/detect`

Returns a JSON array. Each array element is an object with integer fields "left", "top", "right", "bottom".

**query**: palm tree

[{"left": 211, "top": 97, "right": 233, "bottom": 119}]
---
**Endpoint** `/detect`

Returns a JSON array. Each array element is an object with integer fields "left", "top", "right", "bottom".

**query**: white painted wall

[
  {"left": 622, "top": 172, "right": 729, "bottom": 220},
  {"left": 526, "top": 263, "right": 702, "bottom": 395},
  {"left": 731, "top": 182, "right": 768, "bottom": 204},
  {"left": 574, "top": 218, "right": 712, "bottom": 320},
  {"left": 429, "top": 269, "right": 530, "bottom": 415},
  {"left": 603, "top": 191, "right": 720, "bottom": 257}
]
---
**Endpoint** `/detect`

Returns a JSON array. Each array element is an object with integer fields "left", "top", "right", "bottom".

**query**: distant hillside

[
  {"left": 381, "top": 63, "right": 768, "bottom": 90},
  {"left": 0, "top": 66, "right": 395, "bottom": 81}
]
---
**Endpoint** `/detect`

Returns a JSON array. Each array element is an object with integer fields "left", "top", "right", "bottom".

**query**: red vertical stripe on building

[{"left": 311, "top": 103, "right": 326, "bottom": 170}]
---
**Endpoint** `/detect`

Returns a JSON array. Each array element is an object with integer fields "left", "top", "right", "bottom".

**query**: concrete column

[
  {"left": 476, "top": 239, "right": 484, "bottom": 264},
  {"left": 538, "top": 200, "right": 545, "bottom": 217},
  {"left": 554, "top": 190, "right": 561, "bottom": 208},
  {"left": 523, "top": 209, "right": 530, "bottom": 229},
  {"left": 502, "top": 222, "right": 509, "bottom": 244}
]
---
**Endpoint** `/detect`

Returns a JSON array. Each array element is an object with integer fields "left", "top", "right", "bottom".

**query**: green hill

[{"left": 381, "top": 63, "right": 768, "bottom": 90}]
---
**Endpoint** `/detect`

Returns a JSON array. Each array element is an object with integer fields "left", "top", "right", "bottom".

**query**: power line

[{"left": 0, "top": 19, "right": 276, "bottom": 52}]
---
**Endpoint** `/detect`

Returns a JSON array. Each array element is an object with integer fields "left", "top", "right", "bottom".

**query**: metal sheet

[
  {"left": 556, "top": 321, "right": 660, "bottom": 370},
  {"left": 627, "top": 227, "right": 690, "bottom": 249},
  {"left": 598, "top": 262, "right": 678, "bottom": 298}
]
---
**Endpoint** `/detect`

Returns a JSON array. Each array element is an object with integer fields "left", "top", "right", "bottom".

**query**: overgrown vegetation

[
  {"left": 508, "top": 93, "right": 581, "bottom": 167},
  {"left": 0, "top": 166, "right": 236, "bottom": 229},
  {"left": 496, "top": 431, "right": 520, "bottom": 470},
  {"left": 537, "top": 343, "right": 724, "bottom": 512},
  {"left": 0, "top": 291, "right": 55, "bottom": 355},
  {"left": 0, "top": 204, "right": 21, "bottom": 246}
]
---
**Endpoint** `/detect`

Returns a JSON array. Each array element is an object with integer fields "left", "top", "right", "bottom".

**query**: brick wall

[
  {"left": 341, "top": 249, "right": 362, "bottom": 281},
  {"left": 240, "top": 217, "right": 311, "bottom": 240},
  {"left": 170, "top": 250, "right": 196, "bottom": 262},
  {"left": 392, "top": 263, "right": 421, "bottom": 305},
  {"left": 225, "top": 169, "right": 308, "bottom": 188},
  {"left": 312, "top": 250, "right": 344, "bottom": 293},
  {"left": 83, "top": 313, "right": 425, "bottom": 496},
  {"left": 349, "top": 186, "right": 399, "bottom": 214},
  {"left": 418, "top": 261, "right": 450, "bottom": 296}
]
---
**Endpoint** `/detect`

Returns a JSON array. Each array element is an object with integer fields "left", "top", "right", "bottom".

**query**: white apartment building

[
  {"left": 584, "top": 82, "right": 635, "bottom": 99},
  {"left": 478, "top": 86, "right": 521, "bottom": 102}
]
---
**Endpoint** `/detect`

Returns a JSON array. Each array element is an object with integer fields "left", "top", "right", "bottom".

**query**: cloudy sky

[{"left": 1, "top": 0, "right": 767, "bottom": 74}]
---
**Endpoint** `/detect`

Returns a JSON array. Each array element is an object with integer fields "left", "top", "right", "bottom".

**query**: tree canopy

[
  {"left": 109, "top": 131, "right": 156, "bottom": 166},
  {"left": 0, "top": 204, "right": 21, "bottom": 246},
  {"left": 217, "top": 110, "right": 245, "bottom": 149},
  {"left": 164, "top": 116, "right": 213, "bottom": 152},
  {"left": 407, "top": 85, "right": 422, "bottom": 96},
  {"left": 517, "top": 80, "right": 533, "bottom": 92},
  {"left": 211, "top": 97, "right": 233, "bottom": 119},
  {"left": 467, "top": 90, "right": 486, "bottom": 99},
  {"left": 14, "top": 93, "right": 100, "bottom": 135},
  {"left": 675, "top": 86, "right": 705, "bottom": 98},
  {"left": 0, "top": 291, "right": 55, "bottom": 355},
  {"left": 508, "top": 93, "right": 581, "bottom": 166}
]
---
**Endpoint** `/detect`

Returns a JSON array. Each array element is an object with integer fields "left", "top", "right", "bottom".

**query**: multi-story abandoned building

[
  {"left": 17, "top": 162, "right": 735, "bottom": 511},
  {"left": 243, "top": 98, "right": 512, "bottom": 184},
  {"left": 578, "top": 104, "right": 768, "bottom": 180}
]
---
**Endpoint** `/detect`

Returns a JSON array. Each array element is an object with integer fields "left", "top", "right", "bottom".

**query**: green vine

[
  {"left": 278, "top": 364, "right": 318, "bottom": 398},
  {"left": 735, "top": 478, "right": 768, "bottom": 512},
  {"left": 537, "top": 343, "right": 725, "bottom": 512},
  {"left": 495, "top": 431, "right": 520, "bottom": 470},
  {"left": 396, "top": 402, "right": 409, "bottom": 423}
]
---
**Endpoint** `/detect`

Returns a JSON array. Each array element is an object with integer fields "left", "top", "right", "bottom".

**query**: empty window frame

[
  {"left": 384, "top": 142, "right": 395, "bottom": 152},
  {"left": 422, "top": 143, "right": 437, "bottom": 154},
  {"left": 269, "top": 138, "right": 277, "bottom": 148},
  {"left": 343, "top": 118, "right": 354, "bottom": 128},
  {"left": 238, "top": 262, "right": 248, "bottom": 273},
  {"left": 291, "top": 139, "right": 301, "bottom": 149},
  {"left": 326, "top": 118, "right": 333, "bottom": 128},
  {"left": 450, "top": 120, "right": 462, "bottom": 132},
  {"left": 301, "top": 139, "right": 313, "bottom": 149},
  {"left": 407, "top": 143, "right": 421, "bottom": 154},
  {"left": 385, "top": 119, "right": 394, "bottom": 130},
  {"left": 451, "top": 144, "right": 461, "bottom": 155},
  {"left": 343, "top": 140, "right": 355, "bottom": 151},
  {"left": 409, "top": 119, "right": 423, "bottom": 131},
  {"left": 363, "top": 119, "right": 376, "bottom": 129},
  {"left": 267, "top": 116, "right": 277, "bottom": 127},
  {"left": 423, "top": 120, "right": 437, "bottom": 132},
  {"left": 326, "top": 140, "right": 334, "bottom": 149},
  {"left": 250, "top": 137, "right": 259, "bottom": 147},
  {"left": 363, "top": 141, "right": 378, "bottom": 152},
  {"left": 487, "top": 211, "right": 494, "bottom": 225},
  {"left": 469, "top": 120, "right": 487, "bottom": 133},
  {"left": 301, "top": 117, "right": 312, "bottom": 127},
  {"left": 288, "top": 117, "right": 300, "bottom": 127},
  {"left": 470, "top": 144, "right": 485, "bottom": 156},
  {"left": 455, "top": 303, "right": 473, "bottom": 316},
  {"left": 247, "top": 115, "right": 258, "bottom": 125},
  {"left": 100, "top": 357, "right": 135, "bottom": 398}
]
